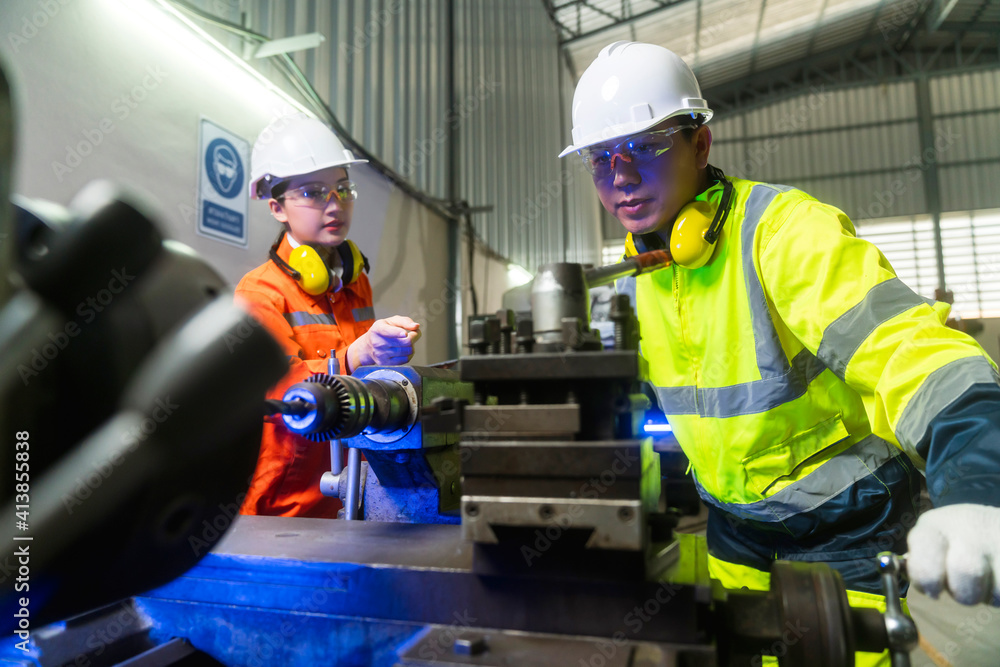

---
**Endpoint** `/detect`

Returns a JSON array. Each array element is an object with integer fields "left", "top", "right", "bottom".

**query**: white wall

[{"left": 0, "top": 0, "right": 519, "bottom": 366}]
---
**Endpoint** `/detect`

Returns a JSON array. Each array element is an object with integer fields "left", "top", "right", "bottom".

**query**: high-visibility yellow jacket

[{"left": 620, "top": 176, "right": 1000, "bottom": 593}]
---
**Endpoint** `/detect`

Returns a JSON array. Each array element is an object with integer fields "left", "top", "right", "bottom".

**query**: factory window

[
  {"left": 855, "top": 216, "right": 938, "bottom": 301},
  {"left": 602, "top": 242, "right": 625, "bottom": 265},
  {"left": 940, "top": 210, "right": 1000, "bottom": 319},
  {"left": 857, "top": 210, "right": 1000, "bottom": 319}
]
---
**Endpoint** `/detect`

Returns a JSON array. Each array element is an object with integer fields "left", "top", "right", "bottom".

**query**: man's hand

[
  {"left": 347, "top": 315, "right": 421, "bottom": 370},
  {"left": 907, "top": 503, "right": 1000, "bottom": 605}
]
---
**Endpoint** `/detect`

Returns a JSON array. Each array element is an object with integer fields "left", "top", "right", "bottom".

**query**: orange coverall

[{"left": 235, "top": 234, "right": 375, "bottom": 517}]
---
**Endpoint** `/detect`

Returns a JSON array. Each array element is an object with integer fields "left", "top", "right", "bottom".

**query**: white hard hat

[
  {"left": 249, "top": 113, "right": 368, "bottom": 199},
  {"left": 558, "top": 41, "right": 713, "bottom": 158}
]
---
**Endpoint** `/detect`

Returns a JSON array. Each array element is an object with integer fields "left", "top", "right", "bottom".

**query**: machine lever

[{"left": 878, "top": 552, "right": 919, "bottom": 667}]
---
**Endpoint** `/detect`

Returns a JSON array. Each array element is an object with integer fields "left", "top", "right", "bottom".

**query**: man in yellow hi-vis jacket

[{"left": 559, "top": 41, "right": 1000, "bottom": 666}]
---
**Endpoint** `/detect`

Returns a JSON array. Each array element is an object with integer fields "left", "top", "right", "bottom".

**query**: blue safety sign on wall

[{"left": 197, "top": 118, "right": 250, "bottom": 247}]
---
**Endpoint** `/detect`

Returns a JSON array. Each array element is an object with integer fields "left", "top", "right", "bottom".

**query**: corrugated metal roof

[{"left": 554, "top": 0, "right": 949, "bottom": 89}]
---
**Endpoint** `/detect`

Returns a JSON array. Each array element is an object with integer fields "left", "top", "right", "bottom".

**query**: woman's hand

[{"left": 347, "top": 315, "right": 421, "bottom": 370}]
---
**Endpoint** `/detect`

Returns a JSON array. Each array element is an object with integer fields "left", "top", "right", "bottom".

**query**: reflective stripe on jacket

[
  {"left": 234, "top": 234, "right": 376, "bottom": 517},
  {"left": 621, "top": 177, "right": 999, "bottom": 529}
]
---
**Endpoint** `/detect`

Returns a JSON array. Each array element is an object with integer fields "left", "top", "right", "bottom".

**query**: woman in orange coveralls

[{"left": 236, "top": 114, "right": 420, "bottom": 517}]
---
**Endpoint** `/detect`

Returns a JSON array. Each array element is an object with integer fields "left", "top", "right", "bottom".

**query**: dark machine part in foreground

[
  {"left": 0, "top": 51, "right": 287, "bottom": 634},
  {"left": 249, "top": 256, "right": 918, "bottom": 666}
]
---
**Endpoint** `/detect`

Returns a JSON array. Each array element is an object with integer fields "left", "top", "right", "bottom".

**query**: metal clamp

[{"left": 877, "top": 552, "right": 919, "bottom": 667}]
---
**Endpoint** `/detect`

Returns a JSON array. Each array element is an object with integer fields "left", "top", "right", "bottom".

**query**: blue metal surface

[
  {"left": 137, "top": 596, "right": 422, "bottom": 667},
  {"left": 1, "top": 517, "right": 711, "bottom": 666}
]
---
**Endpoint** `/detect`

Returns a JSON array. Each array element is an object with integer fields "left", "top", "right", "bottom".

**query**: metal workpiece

[{"left": 530, "top": 262, "right": 591, "bottom": 348}]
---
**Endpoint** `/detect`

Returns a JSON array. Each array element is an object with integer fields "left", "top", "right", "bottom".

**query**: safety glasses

[
  {"left": 580, "top": 126, "right": 691, "bottom": 178},
  {"left": 279, "top": 182, "right": 358, "bottom": 208}
]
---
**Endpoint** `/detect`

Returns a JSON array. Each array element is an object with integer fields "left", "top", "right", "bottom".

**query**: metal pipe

[
  {"left": 584, "top": 249, "right": 673, "bottom": 288},
  {"left": 344, "top": 447, "right": 362, "bottom": 520}
]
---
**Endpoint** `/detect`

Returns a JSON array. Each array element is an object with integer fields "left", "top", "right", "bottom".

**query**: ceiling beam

[
  {"left": 559, "top": 0, "right": 695, "bottom": 45},
  {"left": 927, "top": 0, "right": 962, "bottom": 32}
]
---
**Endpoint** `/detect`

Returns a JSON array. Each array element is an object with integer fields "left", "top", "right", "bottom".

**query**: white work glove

[
  {"left": 907, "top": 503, "right": 1000, "bottom": 606},
  {"left": 347, "top": 315, "right": 421, "bottom": 370}
]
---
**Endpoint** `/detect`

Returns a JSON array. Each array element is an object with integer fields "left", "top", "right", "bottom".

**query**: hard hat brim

[
  {"left": 249, "top": 156, "right": 369, "bottom": 200},
  {"left": 557, "top": 107, "right": 713, "bottom": 159}
]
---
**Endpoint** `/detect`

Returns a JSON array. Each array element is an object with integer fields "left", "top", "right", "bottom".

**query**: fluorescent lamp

[
  {"left": 507, "top": 263, "right": 533, "bottom": 288},
  {"left": 118, "top": 0, "right": 313, "bottom": 117},
  {"left": 644, "top": 423, "right": 673, "bottom": 433},
  {"left": 254, "top": 33, "right": 325, "bottom": 58}
]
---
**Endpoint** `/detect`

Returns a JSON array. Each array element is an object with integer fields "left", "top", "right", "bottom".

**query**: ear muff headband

[
  {"left": 336, "top": 239, "right": 369, "bottom": 287},
  {"left": 269, "top": 230, "right": 369, "bottom": 295}
]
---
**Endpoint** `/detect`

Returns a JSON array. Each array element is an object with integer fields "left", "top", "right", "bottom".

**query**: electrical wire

[
  {"left": 164, "top": 0, "right": 512, "bottom": 320},
  {"left": 166, "top": 0, "right": 479, "bottom": 225}
]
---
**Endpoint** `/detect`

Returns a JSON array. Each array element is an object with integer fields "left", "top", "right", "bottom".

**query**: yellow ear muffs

[
  {"left": 669, "top": 200, "right": 717, "bottom": 269},
  {"left": 336, "top": 239, "right": 370, "bottom": 286},
  {"left": 287, "top": 245, "right": 330, "bottom": 295}
]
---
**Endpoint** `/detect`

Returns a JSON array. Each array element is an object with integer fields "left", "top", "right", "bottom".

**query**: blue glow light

[{"left": 644, "top": 423, "right": 673, "bottom": 433}]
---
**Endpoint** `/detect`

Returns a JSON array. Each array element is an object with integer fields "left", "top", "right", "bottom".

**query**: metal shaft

[
  {"left": 345, "top": 446, "right": 362, "bottom": 520},
  {"left": 584, "top": 250, "right": 672, "bottom": 288}
]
